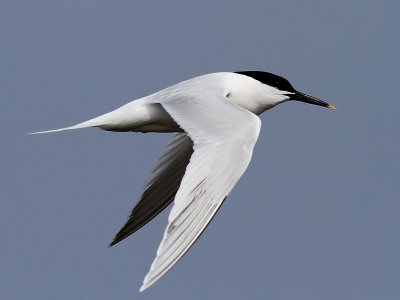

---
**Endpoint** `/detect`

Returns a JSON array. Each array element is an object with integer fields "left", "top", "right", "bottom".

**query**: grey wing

[
  {"left": 140, "top": 92, "right": 262, "bottom": 291},
  {"left": 110, "top": 133, "right": 193, "bottom": 246}
]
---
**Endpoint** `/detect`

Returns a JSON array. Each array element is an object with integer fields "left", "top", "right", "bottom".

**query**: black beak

[{"left": 291, "top": 91, "right": 336, "bottom": 110}]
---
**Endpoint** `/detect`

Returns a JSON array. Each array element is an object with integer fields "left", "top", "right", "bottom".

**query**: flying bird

[{"left": 31, "top": 71, "right": 335, "bottom": 291}]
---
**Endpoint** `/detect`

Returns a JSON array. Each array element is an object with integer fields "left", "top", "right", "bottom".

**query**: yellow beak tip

[{"left": 327, "top": 104, "right": 336, "bottom": 110}]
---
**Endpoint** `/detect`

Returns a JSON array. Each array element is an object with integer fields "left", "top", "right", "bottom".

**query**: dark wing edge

[{"left": 109, "top": 133, "right": 193, "bottom": 246}]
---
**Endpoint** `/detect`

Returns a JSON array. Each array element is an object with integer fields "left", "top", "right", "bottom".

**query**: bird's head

[{"left": 235, "top": 71, "right": 335, "bottom": 112}]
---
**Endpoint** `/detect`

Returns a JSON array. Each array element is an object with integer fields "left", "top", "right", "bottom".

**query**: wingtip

[
  {"left": 138, "top": 264, "right": 164, "bottom": 292},
  {"left": 108, "top": 239, "right": 117, "bottom": 247},
  {"left": 139, "top": 285, "right": 146, "bottom": 293},
  {"left": 108, "top": 233, "right": 127, "bottom": 247},
  {"left": 139, "top": 279, "right": 152, "bottom": 292}
]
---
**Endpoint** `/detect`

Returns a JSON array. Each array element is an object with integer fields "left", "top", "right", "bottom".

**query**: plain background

[{"left": 1, "top": 1, "right": 399, "bottom": 299}]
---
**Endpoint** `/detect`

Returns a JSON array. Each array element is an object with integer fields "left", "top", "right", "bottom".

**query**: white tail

[
  {"left": 28, "top": 112, "right": 116, "bottom": 135},
  {"left": 28, "top": 100, "right": 175, "bottom": 135}
]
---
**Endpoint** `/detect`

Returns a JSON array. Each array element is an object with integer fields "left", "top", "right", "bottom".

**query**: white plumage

[{"left": 31, "top": 72, "right": 335, "bottom": 291}]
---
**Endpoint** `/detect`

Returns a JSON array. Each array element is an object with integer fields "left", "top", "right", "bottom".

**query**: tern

[{"left": 31, "top": 71, "right": 335, "bottom": 291}]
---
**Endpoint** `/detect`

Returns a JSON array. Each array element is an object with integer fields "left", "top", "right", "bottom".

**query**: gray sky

[{"left": 2, "top": 1, "right": 399, "bottom": 299}]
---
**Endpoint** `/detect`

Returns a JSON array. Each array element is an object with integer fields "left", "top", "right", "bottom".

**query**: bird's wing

[
  {"left": 110, "top": 133, "right": 193, "bottom": 246},
  {"left": 140, "top": 91, "right": 261, "bottom": 291}
]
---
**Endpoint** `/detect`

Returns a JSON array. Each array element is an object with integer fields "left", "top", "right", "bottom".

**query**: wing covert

[{"left": 140, "top": 92, "right": 261, "bottom": 291}]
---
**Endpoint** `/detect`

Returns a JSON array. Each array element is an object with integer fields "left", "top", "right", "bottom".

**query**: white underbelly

[{"left": 99, "top": 101, "right": 181, "bottom": 133}]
